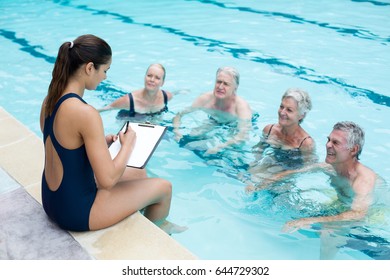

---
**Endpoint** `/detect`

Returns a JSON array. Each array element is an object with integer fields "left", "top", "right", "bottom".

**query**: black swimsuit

[
  {"left": 261, "top": 124, "right": 311, "bottom": 169},
  {"left": 118, "top": 90, "right": 168, "bottom": 118},
  {"left": 42, "top": 93, "right": 97, "bottom": 231}
]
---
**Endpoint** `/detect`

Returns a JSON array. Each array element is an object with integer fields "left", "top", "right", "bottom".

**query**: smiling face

[
  {"left": 144, "top": 64, "right": 165, "bottom": 91},
  {"left": 325, "top": 129, "right": 353, "bottom": 165},
  {"left": 278, "top": 97, "right": 303, "bottom": 127},
  {"left": 213, "top": 71, "right": 237, "bottom": 99}
]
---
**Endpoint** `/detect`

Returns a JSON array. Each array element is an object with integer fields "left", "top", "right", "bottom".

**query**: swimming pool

[{"left": 1, "top": 0, "right": 389, "bottom": 260}]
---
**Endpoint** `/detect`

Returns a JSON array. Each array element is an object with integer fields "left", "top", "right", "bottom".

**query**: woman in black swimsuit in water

[
  {"left": 99, "top": 63, "right": 173, "bottom": 117},
  {"left": 247, "top": 88, "right": 316, "bottom": 187}
]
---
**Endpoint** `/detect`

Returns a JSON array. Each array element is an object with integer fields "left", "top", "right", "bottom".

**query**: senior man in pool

[
  {"left": 264, "top": 121, "right": 379, "bottom": 232},
  {"left": 172, "top": 66, "right": 252, "bottom": 155}
]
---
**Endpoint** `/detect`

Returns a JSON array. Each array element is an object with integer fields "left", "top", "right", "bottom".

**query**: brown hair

[{"left": 45, "top": 34, "right": 112, "bottom": 116}]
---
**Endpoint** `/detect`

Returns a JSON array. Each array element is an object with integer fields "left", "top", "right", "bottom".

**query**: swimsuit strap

[
  {"left": 162, "top": 90, "right": 168, "bottom": 106},
  {"left": 52, "top": 93, "right": 85, "bottom": 119},
  {"left": 266, "top": 124, "right": 275, "bottom": 138},
  {"left": 127, "top": 92, "right": 136, "bottom": 117},
  {"left": 45, "top": 93, "right": 86, "bottom": 151},
  {"left": 161, "top": 90, "right": 168, "bottom": 112},
  {"left": 126, "top": 91, "right": 168, "bottom": 117},
  {"left": 266, "top": 123, "right": 310, "bottom": 149},
  {"left": 298, "top": 136, "right": 311, "bottom": 149}
]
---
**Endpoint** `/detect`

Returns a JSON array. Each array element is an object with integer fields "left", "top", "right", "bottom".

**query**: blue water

[{"left": 1, "top": 0, "right": 390, "bottom": 260}]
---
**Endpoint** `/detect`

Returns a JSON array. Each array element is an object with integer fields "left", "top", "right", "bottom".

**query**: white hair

[
  {"left": 333, "top": 121, "right": 365, "bottom": 160},
  {"left": 216, "top": 66, "right": 240, "bottom": 89},
  {"left": 282, "top": 88, "right": 312, "bottom": 123}
]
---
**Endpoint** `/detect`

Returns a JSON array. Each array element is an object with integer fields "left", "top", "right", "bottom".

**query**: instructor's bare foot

[{"left": 160, "top": 220, "right": 188, "bottom": 235}]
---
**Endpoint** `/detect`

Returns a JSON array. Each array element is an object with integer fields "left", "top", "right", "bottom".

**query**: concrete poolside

[{"left": 0, "top": 106, "right": 196, "bottom": 260}]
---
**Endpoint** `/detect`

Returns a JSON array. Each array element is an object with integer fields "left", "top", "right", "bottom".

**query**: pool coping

[{"left": 0, "top": 106, "right": 197, "bottom": 260}]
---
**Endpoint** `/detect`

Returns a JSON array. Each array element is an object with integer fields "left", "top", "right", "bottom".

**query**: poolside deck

[{"left": 0, "top": 106, "right": 196, "bottom": 260}]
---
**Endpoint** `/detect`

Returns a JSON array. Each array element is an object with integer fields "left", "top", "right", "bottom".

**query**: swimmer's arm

[
  {"left": 165, "top": 90, "right": 174, "bottom": 101},
  {"left": 253, "top": 162, "right": 330, "bottom": 191},
  {"left": 347, "top": 171, "right": 376, "bottom": 218},
  {"left": 246, "top": 162, "right": 331, "bottom": 193},
  {"left": 250, "top": 126, "right": 272, "bottom": 163},
  {"left": 206, "top": 118, "right": 252, "bottom": 154},
  {"left": 172, "top": 93, "right": 208, "bottom": 140},
  {"left": 283, "top": 186, "right": 373, "bottom": 233},
  {"left": 170, "top": 89, "right": 190, "bottom": 96},
  {"left": 282, "top": 210, "right": 366, "bottom": 233},
  {"left": 97, "top": 95, "right": 129, "bottom": 112},
  {"left": 283, "top": 203, "right": 369, "bottom": 233},
  {"left": 191, "top": 92, "right": 212, "bottom": 108},
  {"left": 80, "top": 106, "right": 134, "bottom": 190},
  {"left": 225, "top": 98, "right": 253, "bottom": 145},
  {"left": 172, "top": 106, "right": 197, "bottom": 141}
]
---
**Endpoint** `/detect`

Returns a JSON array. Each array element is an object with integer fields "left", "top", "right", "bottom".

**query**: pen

[{"left": 124, "top": 121, "right": 129, "bottom": 133}]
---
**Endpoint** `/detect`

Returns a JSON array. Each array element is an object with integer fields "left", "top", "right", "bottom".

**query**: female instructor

[{"left": 40, "top": 34, "right": 184, "bottom": 234}]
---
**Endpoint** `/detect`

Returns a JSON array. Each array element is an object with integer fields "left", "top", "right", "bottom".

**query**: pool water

[{"left": 1, "top": 0, "right": 390, "bottom": 260}]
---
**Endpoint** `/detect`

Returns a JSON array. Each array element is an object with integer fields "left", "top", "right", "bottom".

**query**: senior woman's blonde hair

[{"left": 146, "top": 63, "right": 166, "bottom": 81}]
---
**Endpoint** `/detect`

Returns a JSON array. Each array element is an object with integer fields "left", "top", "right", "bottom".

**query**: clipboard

[{"left": 108, "top": 122, "right": 167, "bottom": 169}]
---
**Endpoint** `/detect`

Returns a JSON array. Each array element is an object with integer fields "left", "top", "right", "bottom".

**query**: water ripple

[
  {"left": 189, "top": 0, "right": 390, "bottom": 44},
  {"left": 2, "top": 2, "right": 389, "bottom": 107},
  {"left": 0, "top": 29, "right": 127, "bottom": 98},
  {"left": 351, "top": 0, "right": 390, "bottom": 7},
  {"left": 55, "top": 2, "right": 390, "bottom": 107}
]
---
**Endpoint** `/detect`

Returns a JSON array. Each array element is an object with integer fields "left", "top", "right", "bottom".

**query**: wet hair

[
  {"left": 45, "top": 34, "right": 112, "bottom": 116},
  {"left": 216, "top": 66, "right": 240, "bottom": 89},
  {"left": 282, "top": 88, "right": 312, "bottom": 123},
  {"left": 146, "top": 63, "right": 166, "bottom": 81},
  {"left": 333, "top": 121, "right": 365, "bottom": 160}
]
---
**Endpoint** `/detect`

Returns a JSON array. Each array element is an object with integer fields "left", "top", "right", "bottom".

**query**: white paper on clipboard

[{"left": 108, "top": 122, "right": 167, "bottom": 168}]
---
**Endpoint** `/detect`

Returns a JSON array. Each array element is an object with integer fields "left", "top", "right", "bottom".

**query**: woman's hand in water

[{"left": 282, "top": 218, "right": 315, "bottom": 233}]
